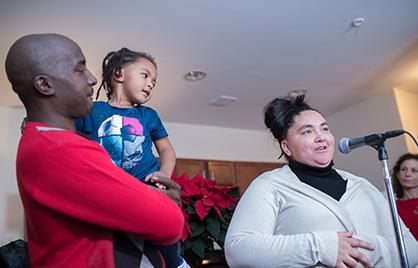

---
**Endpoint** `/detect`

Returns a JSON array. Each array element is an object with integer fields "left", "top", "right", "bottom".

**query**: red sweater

[
  {"left": 397, "top": 198, "right": 418, "bottom": 240},
  {"left": 16, "top": 122, "right": 183, "bottom": 268}
]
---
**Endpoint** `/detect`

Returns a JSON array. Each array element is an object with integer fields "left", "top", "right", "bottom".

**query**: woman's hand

[{"left": 336, "top": 231, "right": 375, "bottom": 268}]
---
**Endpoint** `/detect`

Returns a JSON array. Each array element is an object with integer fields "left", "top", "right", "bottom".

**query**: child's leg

[{"left": 159, "top": 243, "right": 183, "bottom": 268}]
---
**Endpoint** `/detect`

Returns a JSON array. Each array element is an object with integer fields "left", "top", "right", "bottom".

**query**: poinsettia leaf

[
  {"left": 206, "top": 216, "right": 220, "bottom": 240},
  {"left": 183, "top": 238, "right": 191, "bottom": 251},
  {"left": 185, "top": 205, "right": 195, "bottom": 214},
  {"left": 182, "top": 197, "right": 192, "bottom": 205},
  {"left": 202, "top": 198, "right": 214, "bottom": 206},
  {"left": 217, "top": 230, "right": 226, "bottom": 245},
  {"left": 190, "top": 239, "right": 206, "bottom": 258},
  {"left": 201, "top": 188, "right": 212, "bottom": 197},
  {"left": 191, "top": 175, "right": 208, "bottom": 185},
  {"left": 195, "top": 200, "right": 210, "bottom": 220},
  {"left": 181, "top": 217, "right": 192, "bottom": 242},
  {"left": 190, "top": 222, "right": 205, "bottom": 237},
  {"left": 210, "top": 194, "right": 229, "bottom": 208},
  {"left": 183, "top": 182, "right": 201, "bottom": 196},
  {"left": 212, "top": 205, "right": 222, "bottom": 218},
  {"left": 221, "top": 210, "right": 232, "bottom": 222},
  {"left": 217, "top": 199, "right": 233, "bottom": 208},
  {"left": 221, "top": 220, "right": 230, "bottom": 229}
]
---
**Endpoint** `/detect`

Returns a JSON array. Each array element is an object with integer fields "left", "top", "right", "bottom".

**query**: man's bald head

[
  {"left": 5, "top": 33, "right": 81, "bottom": 101},
  {"left": 5, "top": 34, "right": 96, "bottom": 127}
]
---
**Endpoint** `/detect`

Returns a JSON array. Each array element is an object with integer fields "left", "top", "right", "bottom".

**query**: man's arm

[{"left": 31, "top": 139, "right": 183, "bottom": 245}]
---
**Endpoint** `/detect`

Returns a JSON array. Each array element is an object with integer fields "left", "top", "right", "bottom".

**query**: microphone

[{"left": 338, "top": 129, "right": 404, "bottom": 154}]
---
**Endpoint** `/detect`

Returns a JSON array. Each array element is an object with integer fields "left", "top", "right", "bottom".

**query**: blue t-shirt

[{"left": 76, "top": 101, "right": 168, "bottom": 181}]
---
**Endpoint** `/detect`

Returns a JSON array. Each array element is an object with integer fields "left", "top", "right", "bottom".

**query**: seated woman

[
  {"left": 392, "top": 153, "right": 418, "bottom": 240},
  {"left": 224, "top": 91, "right": 418, "bottom": 268}
]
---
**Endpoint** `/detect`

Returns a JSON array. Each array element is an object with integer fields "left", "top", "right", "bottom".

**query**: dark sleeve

[{"left": 32, "top": 139, "right": 183, "bottom": 245}]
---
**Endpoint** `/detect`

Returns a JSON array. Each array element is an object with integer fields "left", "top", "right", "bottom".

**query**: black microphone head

[
  {"left": 383, "top": 129, "right": 404, "bottom": 138},
  {"left": 338, "top": 137, "right": 351, "bottom": 154}
]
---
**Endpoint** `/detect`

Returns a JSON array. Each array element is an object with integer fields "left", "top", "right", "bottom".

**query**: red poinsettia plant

[{"left": 172, "top": 173, "right": 239, "bottom": 261}]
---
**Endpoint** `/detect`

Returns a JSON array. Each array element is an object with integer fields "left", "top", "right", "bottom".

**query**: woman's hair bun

[{"left": 287, "top": 89, "right": 307, "bottom": 105}]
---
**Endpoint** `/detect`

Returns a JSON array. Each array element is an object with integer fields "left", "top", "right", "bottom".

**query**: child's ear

[
  {"left": 33, "top": 75, "right": 55, "bottom": 96},
  {"left": 113, "top": 69, "right": 124, "bottom": 82}
]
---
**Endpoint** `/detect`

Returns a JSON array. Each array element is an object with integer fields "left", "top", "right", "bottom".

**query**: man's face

[{"left": 48, "top": 40, "right": 97, "bottom": 119}]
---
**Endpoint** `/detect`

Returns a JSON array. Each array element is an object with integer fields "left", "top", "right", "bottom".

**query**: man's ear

[
  {"left": 113, "top": 69, "right": 124, "bottom": 83},
  {"left": 33, "top": 75, "right": 55, "bottom": 96},
  {"left": 280, "top": 140, "right": 291, "bottom": 157}
]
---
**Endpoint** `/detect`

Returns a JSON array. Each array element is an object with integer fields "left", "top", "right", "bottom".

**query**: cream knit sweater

[{"left": 225, "top": 165, "right": 418, "bottom": 267}]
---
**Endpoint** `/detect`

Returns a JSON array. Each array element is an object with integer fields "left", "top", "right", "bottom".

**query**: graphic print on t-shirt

[{"left": 97, "top": 115, "right": 145, "bottom": 170}]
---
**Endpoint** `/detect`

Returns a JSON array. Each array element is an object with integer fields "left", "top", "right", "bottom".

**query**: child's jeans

[{"left": 159, "top": 243, "right": 187, "bottom": 268}]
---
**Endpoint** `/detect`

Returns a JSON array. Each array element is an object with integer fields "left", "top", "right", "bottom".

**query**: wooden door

[
  {"left": 175, "top": 159, "right": 207, "bottom": 178},
  {"left": 207, "top": 160, "right": 236, "bottom": 186},
  {"left": 234, "top": 162, "right": 260, "bottom": 195},
  {"left": 259, "top": 162, "right": 284, "bottom": 173}
]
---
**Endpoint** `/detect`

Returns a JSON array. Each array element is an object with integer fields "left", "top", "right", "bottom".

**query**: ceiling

[{"left": 1, "top": 0, "right": 418, "bottom": 130}]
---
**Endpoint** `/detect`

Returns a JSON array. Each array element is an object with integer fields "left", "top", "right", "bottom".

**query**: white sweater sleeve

[
  {"left": 354, "top": 231, "right": 418, "bottom": 268},
  {"left": 224, "top": 178, "right": 338, "bottom": 268},
  {"left": 351, "top": 186, "right": 418, "bottom": 267}
]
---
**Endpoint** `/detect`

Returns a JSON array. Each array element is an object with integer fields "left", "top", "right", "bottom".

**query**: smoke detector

[
  {"left": 351, "top": 18, "right": 365, "bottom": 28},
  {"left": 184, "top": 70, "right": 207, "bottom": 81},
  {"left": 209, "top": 95, "right": 237, "bottom": 107}
]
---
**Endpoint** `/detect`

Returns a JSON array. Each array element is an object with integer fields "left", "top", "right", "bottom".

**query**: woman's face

[
  {"left": 281, "top": 110, "right": 335, "bottom": 168},
  {"left": 397, "top": 159, "right": 418, "bottom": 190}
]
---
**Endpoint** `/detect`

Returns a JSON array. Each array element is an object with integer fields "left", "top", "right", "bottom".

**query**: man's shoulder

[{"left": 24, "top": 123, "right": 96, "bottom": 149}]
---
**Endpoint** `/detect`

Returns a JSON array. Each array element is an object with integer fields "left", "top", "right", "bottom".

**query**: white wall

[
  {"left": 394, "top": 88, "right": 418, "bottom": 154},
  {"left": 0, "top": 106, "right": 25, "bottom": 244},
  {"left": 164, "top": 122, "right": 282, "bottom": 162},
  {"left": 328, "top": 89, "right": 408, "bottom": 190}
]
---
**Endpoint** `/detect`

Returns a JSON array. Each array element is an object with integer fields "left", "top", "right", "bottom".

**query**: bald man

[{"left": 5, "top": 34, "right": 183, "bottom": 268}]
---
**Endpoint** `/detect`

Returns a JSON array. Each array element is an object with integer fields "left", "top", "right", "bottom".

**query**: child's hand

[{"left": 145, "top": 175, "right": 181, "bottom": 207}]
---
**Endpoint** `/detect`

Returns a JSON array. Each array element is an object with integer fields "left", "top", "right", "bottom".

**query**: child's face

[{"left": 120, "top": 58, "right": 157, "bottom": 105}]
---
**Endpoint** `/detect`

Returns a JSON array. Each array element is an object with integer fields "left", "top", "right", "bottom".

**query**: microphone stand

[{"left": 374, "top": 142, "right": 409, "bottom": 268}]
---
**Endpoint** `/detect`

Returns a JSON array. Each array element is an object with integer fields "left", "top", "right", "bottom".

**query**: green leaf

[
  {"left": 190, "top": 239, "right": 206, "bottom": 258},
  {"left": 206, "top": 217, "right": 220, "bottom": 240},
  {"left": 190, "top": 222, "right": 205, "bottom": 237},
  {"left": 183, "top": 239, "right": 191, "bottom": 251},
  {"left": 186, "top": 205, "right": 195, "bottom": 214},
  {"left": 217, "top": 230, "right": 226, "bottom": 245}
]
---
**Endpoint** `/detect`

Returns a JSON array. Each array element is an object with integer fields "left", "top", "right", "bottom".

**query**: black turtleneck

[{"left": 288, "top": 159, "right": 347, "bottom": 201}]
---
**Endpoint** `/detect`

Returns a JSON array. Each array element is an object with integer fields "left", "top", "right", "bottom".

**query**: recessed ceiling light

[
  {"left": 209, "top": 95, "right": 237, "bottom": 107},
  {"left": 184, "top": 70, "right": 207, "bottom": 81},
  {"left": 351, "top": 17, "right": 365, "bottom": 28}
]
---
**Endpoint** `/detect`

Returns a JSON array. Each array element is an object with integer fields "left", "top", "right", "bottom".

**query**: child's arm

[{"left": 147, "top": 137, "right": 176, "bottom": 179}]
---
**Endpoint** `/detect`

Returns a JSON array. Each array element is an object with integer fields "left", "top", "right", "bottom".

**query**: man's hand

[
  {"left": 336, "top": 231, "right": 375, "bottom": 268},
  {"left": 145, "top": 171, "right": 170, "bottom": 189},
  {"left": 144, "top": 175, "right": 181, "bottom": 207}
]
